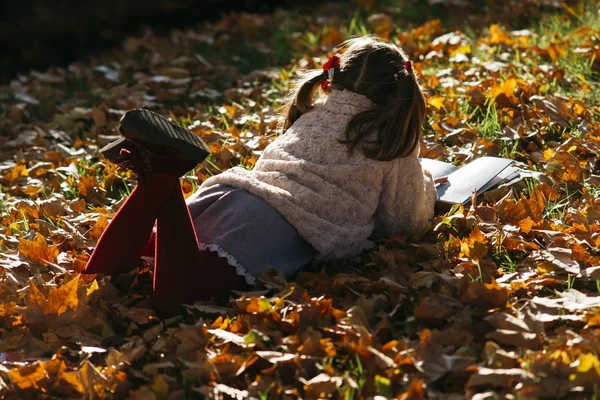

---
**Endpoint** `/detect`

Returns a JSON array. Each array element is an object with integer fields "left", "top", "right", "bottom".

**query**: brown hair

[{"left": 281, "top": 37, "right": 426, "bottom": 161}]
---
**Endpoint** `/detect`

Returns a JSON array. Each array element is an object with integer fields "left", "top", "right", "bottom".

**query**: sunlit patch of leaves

[{"left": 1, "top": 0, "right": 600, "bottom": 398}]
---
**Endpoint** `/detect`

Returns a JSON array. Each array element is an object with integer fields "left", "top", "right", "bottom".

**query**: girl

[{"left": 84, "top": 37, "right": 437, "bottom": 316}]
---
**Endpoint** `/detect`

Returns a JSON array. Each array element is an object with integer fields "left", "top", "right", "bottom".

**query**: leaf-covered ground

[{"left": 1, "top": 0, "right": 600, "bottom": 398}]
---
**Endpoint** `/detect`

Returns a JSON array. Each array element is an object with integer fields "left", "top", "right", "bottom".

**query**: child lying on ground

[{"left": 84, "top": 37, "right": 437, "bottom": 316}]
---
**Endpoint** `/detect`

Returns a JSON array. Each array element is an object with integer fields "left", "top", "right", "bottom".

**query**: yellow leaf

[
  {"left": 550, "top": 349, "right": 570, "bottom": 363},
  {"left": 3, "top": 164, "right": 29, "bottom": 183},
  {"left": 518, "top": 217, "right": 536, "bottom": 234},
  {"left": 19, "top": 232, "right": 59, "bottom": 264},
  {"left": 61, "top": 371, "right": 84, "bottom": 393},
  {"left": 449, "top": 43, "right": 471, "bottom": 57},
  {"left": 427, "top": 96, "right": 445, "bottom": 110},
  {"left": 0, "top": 302, "right": 16, "bottom": 317},
  {"left": 459, "top": 226, "right": 488, "bottom": 259},
  {"left": 510, "top": 281, "right": 528, "bottom": 292},
  {"left": 27, "top": 280, "right": 48, "bottom": 311},
  {"left": 27, "top": 275, "right": 80, "bottom": 316},
  {"left": 488, "top": 24, "right": 513, "bottom": 45},
  {"left": 8, "top": 363, "right": 47, "bottom": 390},
  {"left": 543, "top": 149, "right": 556, "bottom": 160},
  {"left": 46, "top": 275, "right": 80, "bottom": 316},
  {"left": 87, "top": 279, "right": 99, "bottom": 297},
  {"left": 576, "top": 353, "right": 600, "bottom": 375},
  {"left": 245, "top": 297, "right": 272, "bottom": 314},
  {"left": 88, "top": 214, "right": 108, "bottom": 240},
  {"left": 152, "top": 375, "right": 170, "bottom": 400},
  {"left": 209, "top": 143, "right": 222, "bottom": 154},
  {"left": 490, "top": 78, "right": 517, "bottom": 102},
  {"left": 537, "top": 261, "right": 556, "bottom": 274}
]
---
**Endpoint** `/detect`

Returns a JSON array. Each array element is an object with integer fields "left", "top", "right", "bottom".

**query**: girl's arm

[{"left": 375, "top": 155, "right": 437, "bottom": 237}]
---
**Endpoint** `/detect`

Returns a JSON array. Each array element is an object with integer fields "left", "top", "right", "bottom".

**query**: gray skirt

[{"left": 185, "top": 184, "right": 316, "bottom": 284}]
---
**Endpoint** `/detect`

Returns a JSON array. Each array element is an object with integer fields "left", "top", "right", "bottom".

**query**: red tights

[{"left": 84, "top": 174, "right": 246, "bottom": 316}]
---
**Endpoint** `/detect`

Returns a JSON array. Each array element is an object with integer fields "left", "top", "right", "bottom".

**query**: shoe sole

[{"left": 117, "top": 109, "right": 210, "bottom": 164}]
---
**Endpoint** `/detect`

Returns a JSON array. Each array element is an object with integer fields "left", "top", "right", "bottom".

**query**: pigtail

[
  {"left": 342, "top": 63, "right": 426, "bottom": 161},
  {"left": 281, "top": 70, "right": 328, "bottom": 131},
  {"left": 376, "top": 73, "right": 425, "bottom": 160}
]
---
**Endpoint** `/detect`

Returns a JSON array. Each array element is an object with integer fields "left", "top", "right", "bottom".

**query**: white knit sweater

[{"left": 200, "top": 90, "right": 437, "bottom": 259}]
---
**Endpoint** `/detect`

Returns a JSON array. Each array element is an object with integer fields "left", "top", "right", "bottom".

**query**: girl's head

[{"left": 282, "top": 37, "right": 426, "bottom": 161}]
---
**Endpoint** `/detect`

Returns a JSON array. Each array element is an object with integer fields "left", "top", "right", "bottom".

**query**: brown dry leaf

[
  {"left": 466, "top": 367, "right": 536, "bottom": 391},
  {"left": 546, "top": 151, "right": 584, "bottom": 182},
  {"left": 367, "top": 14, "right": 395, "bottom": 40},
  {"left": 397, "top": 379, "right": 426, "bottom": 400},
  {"left": 459, "top": 280, "right": 508, "bottom": 310},
  {"left": 486, "top": 329, "right": 541, "bottom": 349},
  {"left": 322, "top": 28, "right": 344, "bottom": 47},
  {"left": 414, "top": 293, "right": 463, "bottom": 322},
  {"left": 91, "top": 107, "right": 107, "bottom": 127},
  {"left": 416, "top": 329, "right": 475, "bottom": 383},
  {"left": 1, "top": 2, "right": 599, "bottom": 399},
  {"left": 302, "top": 373, "right": 342, "bottom": 398}
]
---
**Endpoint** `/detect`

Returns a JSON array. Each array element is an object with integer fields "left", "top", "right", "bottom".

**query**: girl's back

[{"left": 196, "top": 37, "right": 437, "bottom": 259}]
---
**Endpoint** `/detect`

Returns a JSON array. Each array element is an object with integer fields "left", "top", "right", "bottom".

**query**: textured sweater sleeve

[{"left": 375, "top": 153, "right": 437, "bottom": 236}]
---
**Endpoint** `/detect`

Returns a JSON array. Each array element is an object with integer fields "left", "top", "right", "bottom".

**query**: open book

[{"left": 420, "top": 157, "right": 527, "bottom": 213}]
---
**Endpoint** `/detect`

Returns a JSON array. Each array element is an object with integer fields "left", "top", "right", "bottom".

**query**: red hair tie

[
  {"left": 321, "top": 55, "right": 340, "bottom": 92},
  {"left": 404, "top": 60, "right": 413, "bottom": 74}
]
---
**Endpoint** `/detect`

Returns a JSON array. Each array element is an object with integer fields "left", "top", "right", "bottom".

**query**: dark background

[
  {"left": 0, "top": 0, "right": 305, "bottom": 83},
  {"left": 0, "top": 0, "right": 569, "bottom": 84}
]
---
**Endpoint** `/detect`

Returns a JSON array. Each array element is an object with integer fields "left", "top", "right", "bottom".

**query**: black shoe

[{"left": 100, "top": 109, "right": 210, "bottom": 164}]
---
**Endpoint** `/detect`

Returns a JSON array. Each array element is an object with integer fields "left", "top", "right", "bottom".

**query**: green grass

[
  {"left": 529, "top": 2, "right": 600, "bottom": 101},
  {"left": 543, "top": 187, "right": 579, "bottom": 223},
  {"left": 477, "top": 101, "right": 502, "bottom": 140},
  {"left": 491, "top": 234, "right": 528, "bottom": 274}
]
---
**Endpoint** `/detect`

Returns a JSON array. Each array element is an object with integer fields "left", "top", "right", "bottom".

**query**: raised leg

[
  {"left": 152, "top": 182, "right": 248, "bottom": 317},
  {"left": 83, "top": 174, "right": 178, "bottom": 275}
]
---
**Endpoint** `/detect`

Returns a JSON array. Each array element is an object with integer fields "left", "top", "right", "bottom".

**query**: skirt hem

[{"left": 198, "top": 241, "right": 256, "bottom": 285}]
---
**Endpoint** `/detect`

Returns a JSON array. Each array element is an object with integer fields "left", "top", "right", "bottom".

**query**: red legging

[{"left": 84, "top": 174, "right": 246, "bottom": 316}]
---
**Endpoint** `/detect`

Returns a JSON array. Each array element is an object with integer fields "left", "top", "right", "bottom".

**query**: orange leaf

[
  {"left": 546, "top": 41, "right": 568, "bottom": 62},
  {"left": 88, "top": 214, "right": 109, "bottom": 240},
  {"left": 46, "top": 275, "right": 80, "bottom": 316},
  {"left": 27, "top": 275, "right": 80, "bottom": 316},
  {"left": 78, "top": 175, "right": 97, "bottom": 196},
  {"left": 488, "top": 24, "right": 513, "bottom": 45},
  {"left": 7, "top": 363, "right": 47, "bottom": 390},
  {"left": 518, "top": 217, "right": 536, "bottom": 234},
  {"left": 322, "top": 27, "right": 344, "bottom": 47},
  {"left": 490, "top": 78, "right": 518, "bottom": 103},
  {"left": 3, "top": 164, "right": 29, "bottom": 183},
  {"left": 19, "top": 233, "right": 59, "bottom": 264},
  {"left": 459, "top": 226, "right": 489, "bottom": 259}
]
